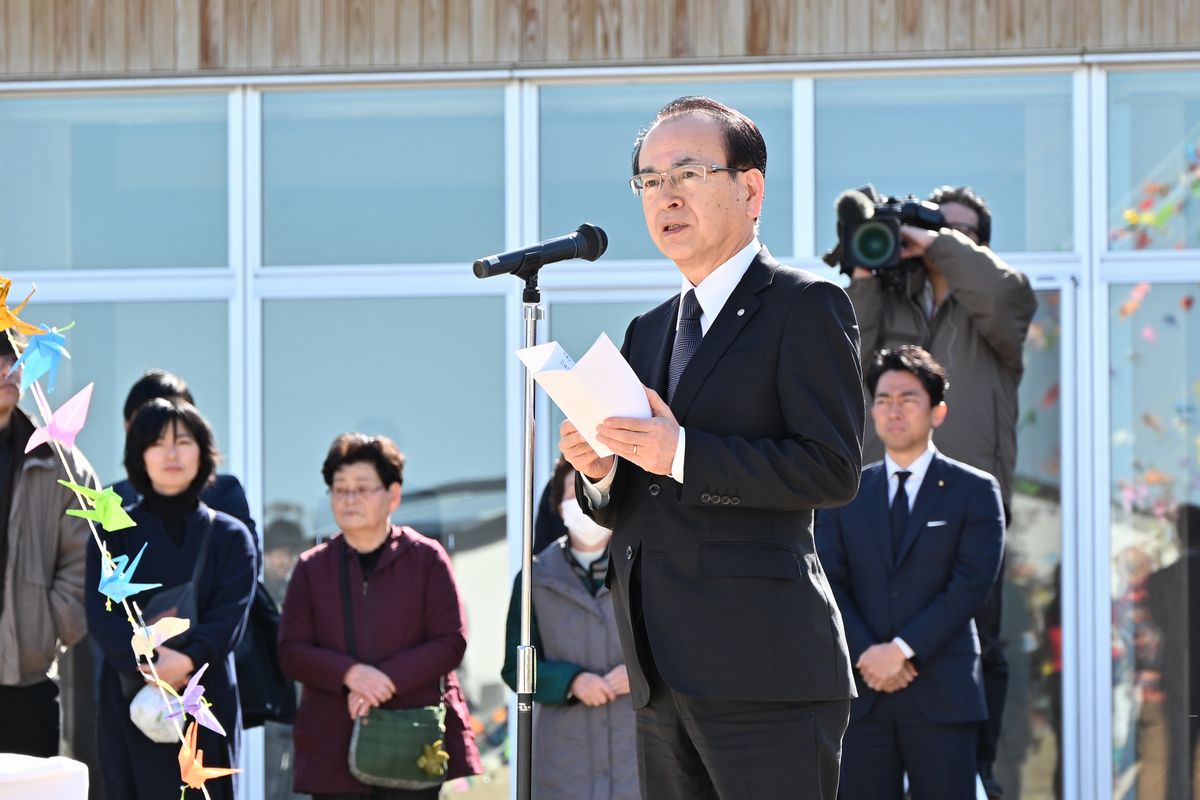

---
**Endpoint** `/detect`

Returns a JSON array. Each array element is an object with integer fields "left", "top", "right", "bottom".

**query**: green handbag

[
  {"left": 340, "top": 544, "right": 451, "bottom": 789},
  {"left": 349, "top": 704, "right": 450, "bottom": 789}
]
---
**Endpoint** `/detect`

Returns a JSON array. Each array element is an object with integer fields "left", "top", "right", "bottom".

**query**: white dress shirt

[
  {"left": 883, "top": 442, "right": 937, "bottom": 660},
  {"left": 582, "top": 238, "right": 761, "bottom": 506}
]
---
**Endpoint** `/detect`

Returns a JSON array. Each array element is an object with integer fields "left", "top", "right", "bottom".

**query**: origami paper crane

[
  {"left": 9, "top": 325, "right": 71, "bottom": 392},
  {"left": 131, "top": 616, "right": 191, "bottom": 661},
  {"left": 166, "top": 663, "right": 226, "bottom": 736},
  {"left": 26, "top": 383, "right": 93, "bottom": 453},
  {"left": 58, "top": 480, "right": 136, "bottom": 531},
  {"left": 97, "top": 542, "right": 161, "bottom": 605},
  {"left": 0, "top": 278, "right": 44, "bottom": 336},
  {"left": 178, "top": 721, "right": 240, "bottom": 792}
]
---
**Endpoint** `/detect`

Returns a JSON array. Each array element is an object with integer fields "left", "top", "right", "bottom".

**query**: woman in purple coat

[{"left": 278, "top": 433, "right": 482, "bottom": 799}]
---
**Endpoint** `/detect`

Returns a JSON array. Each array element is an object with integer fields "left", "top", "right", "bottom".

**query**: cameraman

[{"left": 845, "top": 186, "right": 1037, "bottom": 800}]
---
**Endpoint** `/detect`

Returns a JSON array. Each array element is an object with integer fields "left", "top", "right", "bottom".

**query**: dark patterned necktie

[
  {"left": 890, "top": 470, "right": 912, "bottom": 556},
  {"left": 667, "top": 289, "right": 702, "bottom": 403}
]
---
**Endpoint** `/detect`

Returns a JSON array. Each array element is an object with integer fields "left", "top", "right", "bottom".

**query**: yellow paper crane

[{"left": 0, "top": 278, "right": 43, "bottom": 336}]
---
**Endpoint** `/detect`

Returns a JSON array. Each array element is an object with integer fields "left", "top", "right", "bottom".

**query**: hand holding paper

[{"left": 517, "top": 334, "right": 650, "bottom": 457}]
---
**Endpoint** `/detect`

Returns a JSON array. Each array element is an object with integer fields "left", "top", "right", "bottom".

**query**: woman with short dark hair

[
  {"left": 87, "top": 398, "right": 257, "bottom": 799},
  {"left": 279, "top": 433, "right": 482, "bottom": 798}
]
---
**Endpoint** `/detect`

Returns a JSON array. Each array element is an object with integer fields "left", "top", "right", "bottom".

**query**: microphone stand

[{"left": 512, "top": 253, "right": 543, "bottom": 800}]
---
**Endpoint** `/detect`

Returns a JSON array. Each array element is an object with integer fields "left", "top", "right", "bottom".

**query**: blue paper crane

[
  {"left": 8, "top": 325, "right": 71, "bottom": 393},
  {"left": 98, "top": 542, "right": 161, "bottom": 605}
]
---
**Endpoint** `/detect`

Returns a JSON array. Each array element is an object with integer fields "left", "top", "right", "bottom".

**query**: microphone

[
  {"left": 473, "top": 224, "right": 608, "bottom": 279},
  {"left": 835, "top": 189, "right": 875, "bottom": 225}
]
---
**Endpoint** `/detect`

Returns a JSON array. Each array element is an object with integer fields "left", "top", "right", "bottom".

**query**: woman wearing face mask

[{"left": 501, "top": 457, "right": 637, "bottom": 800}]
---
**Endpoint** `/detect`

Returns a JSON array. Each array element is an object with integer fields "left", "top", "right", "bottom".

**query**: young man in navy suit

[{"left": 816, "top": 345, "right": 1004, "bottom": 800}]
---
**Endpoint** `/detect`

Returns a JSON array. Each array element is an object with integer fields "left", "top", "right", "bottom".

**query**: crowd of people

[{"left": 0, "top": 93, "right": 1193, "bottom": 800}]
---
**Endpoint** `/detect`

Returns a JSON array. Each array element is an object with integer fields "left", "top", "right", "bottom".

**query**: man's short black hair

[
  {"left": 865, "top": 345, "right": 949, "bottom": 407},
  {"left": 124, "top": 398, "right": 218, "bottom": 500},
  {"left": 123, "top": 369, "right": 195, "bottom": 423},
  {"left": 321, "top": 433, "right": 405, "bottom": 488},
  {"left": 928, "top": 185, "right": 992, "bottom": 245},
  {"left": 631, "top": 95, "right": 768, "bottom": 179}
]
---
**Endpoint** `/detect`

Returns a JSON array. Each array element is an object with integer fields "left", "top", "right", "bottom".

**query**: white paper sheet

[{"left": 516, "top": 333, "right": 651, "bottom": 457}]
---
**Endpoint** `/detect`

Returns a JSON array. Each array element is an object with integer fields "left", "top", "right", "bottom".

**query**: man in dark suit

[
  {"left": 816, "top": 345, "right": 1005, "bottom": 799},
  {"left": 558, "top": 96, "right": 865, "bottom": 799}
]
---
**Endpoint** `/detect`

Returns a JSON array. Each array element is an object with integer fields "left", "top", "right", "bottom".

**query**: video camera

[{"left": 822, "top": 184, "right": 945, "bottom": 293}]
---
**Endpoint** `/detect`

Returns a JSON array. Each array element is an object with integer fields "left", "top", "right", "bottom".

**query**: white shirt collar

[
  {"left": 677, "top": 238, "right": 760, "bottom": 335},
  {"left": 884, "top": 442, "right": 937, "bottom": 497}
]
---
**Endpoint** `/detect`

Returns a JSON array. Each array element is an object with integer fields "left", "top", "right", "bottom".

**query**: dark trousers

[
  {"left": 0, "top": 680, "right": 60, "bottom": 757},
  {"left": 839, "top": 690, "right": 978, "bottom": 800},
  {"left": 630, "top": 558, "right": 849, "bottom": 799},
  {"left": 976, "top": 554, "right": 1009, "bottom": 767},
  {"left": 637, "top": 669, "right": 849, "bottom": 800},
  {"left": 312, "top": 790, "right": 440, "bottom": 799}
]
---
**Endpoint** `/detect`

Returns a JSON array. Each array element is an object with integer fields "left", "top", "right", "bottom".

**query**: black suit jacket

[
  {"left": 815, "top": 452, "right": 1004, "bottom": 724},
  {"left": 583, "top": 248, "right": 865, "bottom": 709}
]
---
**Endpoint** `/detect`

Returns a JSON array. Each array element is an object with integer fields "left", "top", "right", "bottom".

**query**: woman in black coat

[{"left": 87, "top": 398, "right": 257, "bottom": 799}]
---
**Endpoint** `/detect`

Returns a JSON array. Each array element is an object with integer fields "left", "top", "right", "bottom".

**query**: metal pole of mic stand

[{"left": 514, "top": 260, "right": 543, "bottom": 800}]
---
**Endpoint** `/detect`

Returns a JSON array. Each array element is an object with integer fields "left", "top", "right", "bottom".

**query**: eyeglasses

[
  {"left": 329, "top": 485, "right": 387, "bottom": 502},
  {"left": 946, "top": 221, "right": 980, "bottom": 241},
  {"left": 629, "top": 164, "right": 744, "bottom": 197}
]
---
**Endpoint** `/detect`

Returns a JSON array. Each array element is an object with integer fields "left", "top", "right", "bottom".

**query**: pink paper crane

[{"left": 25, "top": 382, "right": 93, "bottom": 453}]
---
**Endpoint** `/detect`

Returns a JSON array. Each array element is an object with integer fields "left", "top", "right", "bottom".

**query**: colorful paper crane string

[
  {"left": 58, "top": 480, "right": 137, "bottom": 532},
  {"left": 9, "top": 325, "right": 72, "bottom": 392}
]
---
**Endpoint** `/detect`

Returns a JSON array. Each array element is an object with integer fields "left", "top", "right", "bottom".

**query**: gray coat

[
  {"left": 530, "top": 544, "right": 637, "bottom": 800},
  {"left": 848, "top": 231, "right": 1037, "bottom": 508},
  {"left": 0, "top": 410, "right": 97, "bottom": 686}
]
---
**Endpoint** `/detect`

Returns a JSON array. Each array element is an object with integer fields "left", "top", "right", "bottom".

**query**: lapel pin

[
  {"left": 737, "top": 308, "right": 745, "bottom": 316},
  {"left": 938, "top": 480, "right": 945, "bottom": 487}
]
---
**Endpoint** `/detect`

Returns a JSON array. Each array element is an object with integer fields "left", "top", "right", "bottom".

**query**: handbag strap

[{"left": 339, "top": 540, "right": 359, "bottom": 661}]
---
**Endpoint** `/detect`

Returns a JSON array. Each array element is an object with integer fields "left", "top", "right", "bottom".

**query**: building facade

[{"left": 1, "top": 2, "right": 1198, "bottom": 798}]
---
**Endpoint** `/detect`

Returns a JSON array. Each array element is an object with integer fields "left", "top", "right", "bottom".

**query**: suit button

[
  {"left": 625, "top": 546, "right": 633, "bottom": 560},
  {"left": 721, "top": 496, "right": 731, "bottom": 505},
  {"left": 700, "top": 492, "right": 710, "bottom": 503},
  {"left": 648, "top": 483, "right": 661, "bottom": 497},
  {"left": 890, "top": 590, "right": 900, "bottom": 599}
]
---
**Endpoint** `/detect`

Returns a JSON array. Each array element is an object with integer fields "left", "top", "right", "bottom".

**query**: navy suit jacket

[{"left": 815, "top": 451, "right": 1004, "bottom": 724}]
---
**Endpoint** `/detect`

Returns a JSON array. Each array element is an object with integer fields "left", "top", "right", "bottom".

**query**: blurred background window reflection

[
  {"left": 814, "top": 73, "right": 1073, "bottom": 255},
  {"left": 261, "top": 87, "right": 505, "bottom": 267},
  {"left": 540, "top": 81, "right": 793, "bottom": 260},
  {"left": 1109, "top": 281, "right": 1200, "bottom": 799},
  {"left": 1108, "top": 71, "right": 1200, "bottom": 251},
  {"left": 261, "top": 295, "right": 507, "bottom": 798},
  {"left": 0, "top": 94, "right": 228, "bottom": 271}
]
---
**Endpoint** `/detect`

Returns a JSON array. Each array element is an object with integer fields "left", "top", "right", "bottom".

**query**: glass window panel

[
  {"left": 545, "top": 298, "right": 668, "bottom": 457},
  {"left": 1109, "top": 281, "right": 1200, "bottom": 797},
  {"left": 0, "top": 94, "right": 228, "bottom": 270},
  {"left": 261, "top": 296, "right": 506, "bottom": 797},
  {"left": 998, "top": 289, "right": 1064, "bottom": 799},
  {"left": 814, "top": 74, "right": 1073, "bottom": 254},
  {"left": 540, "top": 82, "right": 793, "bottom": 260},
  {"left": 262, "top": 88, "right": 505, "bottom": 266},
  {"left": 1108, "top": 70, "right": 1200, "bottom": 251},
  {"left": 16, "top": 300, "right": 230, "bottom": 486}
]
